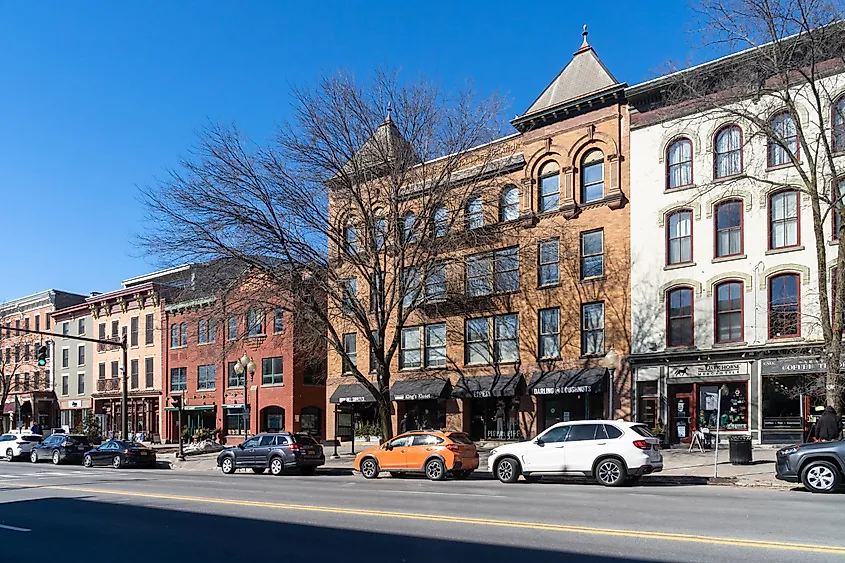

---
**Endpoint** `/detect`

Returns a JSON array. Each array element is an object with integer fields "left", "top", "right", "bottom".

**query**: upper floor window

[
  {"left": 145, "top": 314, "right": 154, "bottom": 345},
  {"left": 400, "top": 324, "right": 446, "bottom": 369},
  {"left": 433, "top": 206, "right": 448, "bottom": 238},
  {"left": 401, "top": 212, "right": 417, "bottom": 244},
  {"left": 769, "top": 273, "right": 800, "bottom": 339},
  {"left": 714, "top": 125, "right": 742, "bottom": 178},
  {"left": 77, "top": 318, "right": 85, "bottom": 335},
  {"left": 170, "top": 324, "right": 178, "bottom": 348},
  {"left": 262, "top": 357, "right": 283, "bottom": 385},
  {"left": 715, "top": 281, "right": 744, "bottom": 344},
  {"left": 834, "top": 95, "right": 845, "bottom": 153},
  {"left": 342, "top": 333, "right": 357, "bottom": 374},
  {"left": 273, "top": 309, "right": 285, "bottom": 334},
  {"left": 170, "top": 367, "right": 187, "bottom": 392},
  {"left": 342, "top": 278, "right": 358, "bottom": 315},
  {"left": 343, "top": 222, "right": 358, "bottom": 254},
  {"left": 581, "top": 302, "right": 605, "bottom": 356},
  {"left": 465, "top": 314, "right": 518, "bottom": 365},
  {"left": 538, "top": 161, "right": 560, "bottom": 212},
  {"left": 768, "top": 112, "right": 799, "bottom": 167},
  {"left": 247, "top": 308, "right": 264, "bottom": 336},
  {"left": 374, "top": 215, "right": 386, "bottom": 250},
  {"left": 425, "top": 262, "right": 447, "bottom": 302},
  {"left": 667, "top": 287, "right": 694, "bottom": 347},
  {"left": 666, "top": 210, "right": 693, "bottom": 265},
  {"left": 580, "top": 229, "right": 604, "bottom": 279},
  {"left": 179, "top": 322, "right": 188, "bottom": 347},
  {"left": 227, "top": 316, "right": 237, "bottom": 340},
  {"left": 581, "top": 150, "right": 604, "bottom": 203},
  {"left": 466, "top": 197, "right": 484, "bottom": 229},
  {"left": 198, "top": 319, "right": 208, "bottom": 344},
  {"left": 769, "top": 189, "right": 799, "bottom": 249},
  {"left": 401, "top": 266, "right": 422, "bottom": 308},
  {"left": 500, "top": 186, "right": 519, "bottom": 222},
  {"left": 538, "top": 307, "right": 560, "bottom": 359},
  {"left": 198, "top": 365, "right": 216, "bottom": 390},
  {"left": 466, "top": 247, "right": 519, "bottom": 296},
  {"left": 538, "top": 239, "right": 559, "bottom": 287},
  {"left": 666, "top": 138, "right": 693, "bottom": 189},
  {"left": 834, "top": 178, "right": 844, "bottom": 240},
  {"left": 714, "top": 200, "right": 743, "bottom": 258}
]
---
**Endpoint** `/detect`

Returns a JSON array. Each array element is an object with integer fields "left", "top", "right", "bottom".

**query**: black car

[
  {"left": 216, "top": 432, "right": 325, "bottom": 476},
  {"left": 30, "top": 434, "right": 92, "bottom": 465},
  {"left": 776, "top": 440, "right": 845, "bottom": 493},
  {"left": 83, "top": 440, "right": 157, "bottom": 469}
]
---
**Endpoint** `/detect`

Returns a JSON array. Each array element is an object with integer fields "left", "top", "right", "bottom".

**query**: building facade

[{"left": 52, "top": 302, "right": 95, "bottom": 430}]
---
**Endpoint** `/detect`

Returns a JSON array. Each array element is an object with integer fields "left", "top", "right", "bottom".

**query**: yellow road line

[{"left": 30, "top": 484, "right": 845, "bottom": 555}]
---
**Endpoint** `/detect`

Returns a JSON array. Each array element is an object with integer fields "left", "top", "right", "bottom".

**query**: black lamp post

[{"left": 233, "top": 353, "right": 256, "bottom": 440}]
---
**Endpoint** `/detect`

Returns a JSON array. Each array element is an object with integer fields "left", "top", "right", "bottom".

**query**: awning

[
  {"left": 2, "top": 402, "right": 15, "bottom": 414},
  {"left": 529, "top": 368, "right": 606, "bottom": 395},
  {"left": 452, "top": 374, "right": 525, "bottom": 399},
  {"left": 390, "top": 378, "right": 451, "bottom": 401},
  {"left": 329, "top": 383, "right": 377, "bottom": 404},
  {"left": 164, "top": 405, "right": 216, "bottom": 412},
  {"left": 222, "top": 404, "right": 245, "bottom": 410}
]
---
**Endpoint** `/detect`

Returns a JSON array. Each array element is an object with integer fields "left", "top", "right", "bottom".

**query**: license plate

[
  {"left": 78, "top": 446, "right": 85, "bottom": 451},
  {"left": 307, "top": 450, "right": 315, "bottom": 455},
  {"left": 140, "top": 451, "right": 148, "bottom": 455}
]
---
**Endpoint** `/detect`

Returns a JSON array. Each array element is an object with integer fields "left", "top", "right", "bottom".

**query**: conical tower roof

[{"left": 344, "top": 107, "right": 419, "bottom": 177}]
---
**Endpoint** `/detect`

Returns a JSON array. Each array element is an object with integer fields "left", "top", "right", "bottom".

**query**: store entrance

[{"left": 669, "top": 385, "right": 693, "bottom": 443}]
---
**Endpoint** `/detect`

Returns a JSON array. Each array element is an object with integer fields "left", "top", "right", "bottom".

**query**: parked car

[
  {"left": 488, "top": 420, "right": 663, "bottom": 486},
  {"left": 354, "top": 431, "right": 479, "bottom": 481},
  {"left": 30, "top": 434, "right": 92, "bottom": 465},
  {"left": 0, "top": 432, "right": 42, "bottom": 461},
  {"left": 776, "top": 440, "right": 845, "bottom": 493},
  {"left": 82, "top": 440, "right": 156, "bottom": 468},
  {"left": 216, "top": 433, "right": 325, "bottom": 476}
]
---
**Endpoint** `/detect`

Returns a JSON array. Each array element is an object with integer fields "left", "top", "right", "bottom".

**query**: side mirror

[
  {"left": 382, "top": 443, "right": 393, "bottom": 451},
  {"left": 237, "top": 443, "right": 245, "bottom": 450},
  {"left": 534, "top": 437, "right": 544, "bottom": 446}
]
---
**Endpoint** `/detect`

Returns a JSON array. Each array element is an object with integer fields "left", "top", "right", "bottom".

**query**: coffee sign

[{"left": 759, "top": 356, "right": 845, "bottom": 375}]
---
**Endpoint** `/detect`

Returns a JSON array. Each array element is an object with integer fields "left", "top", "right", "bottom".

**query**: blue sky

[{"left": 0, "top": 1, "right": 712, "bottom": 300}]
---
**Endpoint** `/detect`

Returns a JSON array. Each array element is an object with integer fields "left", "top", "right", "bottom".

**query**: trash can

[{"left": 728, "top": 435, "right": 752, "bottom": 465}]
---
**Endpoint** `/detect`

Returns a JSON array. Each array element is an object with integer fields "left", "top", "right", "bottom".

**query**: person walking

[
  {"left": 29, "top": 421, "right": 42, "bottom": 435},
  {"left": 816, "top": 406, "right": 842, "bottom": 442}
]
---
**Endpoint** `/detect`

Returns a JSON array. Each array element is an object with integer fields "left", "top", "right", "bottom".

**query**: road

[{"left": 0, "top": 461, "right": 842, "bottom": 562}]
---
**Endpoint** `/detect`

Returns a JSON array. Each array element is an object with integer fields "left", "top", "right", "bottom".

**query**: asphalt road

[{"left": 0, "top": 461, "right": 842, "bottom": 563}]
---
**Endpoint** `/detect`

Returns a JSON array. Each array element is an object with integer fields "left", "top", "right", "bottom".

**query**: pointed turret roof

[{"left": 343, "top": 106, "right": 419, "bottom": 178}]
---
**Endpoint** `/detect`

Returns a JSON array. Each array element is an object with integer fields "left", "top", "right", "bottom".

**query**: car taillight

[
  {"left": 632, "top": 440, "right": 651, "bottom": 450},
  {"left": 61, "top": 441, "right": 72, "bottom": 447},
  {"left": 289, "top": 443, "right": 300, "bottom": 452},
  {"left": 124, "top": 449, "right": 134, "bottom": 455},
  {"left": 16, "top": 441, "right": 27, "bottom": 445},
  {"left": 445, "top": 444, "right": 460, "bottom": 452}
]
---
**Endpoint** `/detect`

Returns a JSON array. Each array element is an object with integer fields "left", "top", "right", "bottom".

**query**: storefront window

[
  {"left": 225, "top": 408, "right": 246, "bottom": 436},
  {"left": 470, "top": 397, "right": 522, "bottom": 441},
  {"left": 761, "top": 375, "right": 802, "bottom": 432},
  {"left": 698, "top": 382, "right": 747, "bottom": 430},
  {"left": 402, "top": 400, "right": 446, "bottom": 432}
]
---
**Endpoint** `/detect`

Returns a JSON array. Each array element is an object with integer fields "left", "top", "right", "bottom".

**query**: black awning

[
  {"left": 329, "top": 383, "right": 377, "bottom": 404},
  {"left": 390, "top": 378, "right": 452, "bottom": 401},
  {"left": 528, "top": 368, "right": 606, "bottom": 395},
  {"left": 452, "top": 374, "right": 525, "bottom": 399}
]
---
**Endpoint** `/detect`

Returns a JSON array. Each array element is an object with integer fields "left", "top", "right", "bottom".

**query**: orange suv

[{"left": 354, "top": 431, "right": 479, "bottom": 481}]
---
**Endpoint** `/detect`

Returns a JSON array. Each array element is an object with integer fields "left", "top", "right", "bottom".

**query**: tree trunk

[
  {"left": 377, "top": 398, "right": 393, "bottom": 443},
  {"left": 826, "top": 345, "right": 842, "bottom": 413}
]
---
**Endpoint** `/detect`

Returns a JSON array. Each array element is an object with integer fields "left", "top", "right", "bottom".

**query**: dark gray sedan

[{"left": 217, "top": 433, "right": 325, "bottom": 476}]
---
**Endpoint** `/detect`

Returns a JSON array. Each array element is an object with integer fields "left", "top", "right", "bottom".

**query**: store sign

[
  {"left": 763, "top": 417, "right": 803, "bottom": 430},
  {"left": 394, "top": 393, "right": 436, "bottom": 401},
  {"left": 669, "top": 363, "right": 749, "bottom": 380},
  {"left": 60, "top": 398, "right": 91, "bottom": 409},
  {"left": 534, "top": 385, "right": 592, "bottom": 395},
  {"left": 759, "top": 357, "right": 845, "bottom": 375},
  {"left": 338, "top": 396, "right": 368, "bottom": 404}
]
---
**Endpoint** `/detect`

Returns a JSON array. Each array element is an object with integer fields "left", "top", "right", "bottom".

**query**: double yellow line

[{"left": 39, "top": 485, "right": 845, "bottom": 555}]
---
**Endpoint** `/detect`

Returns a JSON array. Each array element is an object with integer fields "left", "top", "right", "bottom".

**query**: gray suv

[
  {"left": 217, "top": 433, "right": 325, "bottom": 476},
  {"left": 776, "top": 439, "right": 845, "bottom": 493}
]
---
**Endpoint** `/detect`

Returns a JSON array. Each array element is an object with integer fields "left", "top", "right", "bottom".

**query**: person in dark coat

[{"left": 816, "top": 406, "right": 842, "bottom": 442}]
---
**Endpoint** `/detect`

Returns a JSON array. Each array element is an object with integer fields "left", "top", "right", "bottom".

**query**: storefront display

[
  {"left": 469, "top": 397, "right": 522, "bottom": 441},
  {"left": 529, "top": 368, "right": 607, "bottom": 431},
  {"left": 698, "top": 383, "right": 747, "bottom": 430}
]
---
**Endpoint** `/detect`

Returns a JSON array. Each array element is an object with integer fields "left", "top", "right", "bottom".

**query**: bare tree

[
  {"left": 142, "top": 70, "right": 509, "bottom": 441},
  {"left": 0, "top": 314, "right": 41, "bottom": 433}
]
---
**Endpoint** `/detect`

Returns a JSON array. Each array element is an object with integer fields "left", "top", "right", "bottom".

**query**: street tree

[{"left": 0, "top": 314, "right": 42, "bottom": 433}]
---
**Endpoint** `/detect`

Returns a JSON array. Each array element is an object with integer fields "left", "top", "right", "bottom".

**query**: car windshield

[
  {"left": 630, "top": 425, "right": 655, "bottom": 438},
  {"left": 448, "top": 433, "right": 474, "bottom": 445},
  {"left": 293, "top": 435, "right": 317, "bottom": 446},
  {"left": 21, "top": 436, "right": 43, "bottom": 442}
]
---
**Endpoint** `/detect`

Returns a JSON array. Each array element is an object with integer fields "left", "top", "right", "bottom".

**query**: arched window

[
  {"left": 714, "top": 125, "right": 742, "bottom": 178},
  {"left": 666, "top": 287, "right": 694, "bottom": 347},
  {"left": 538, "top": 161, "right": 560, "bottom": 212},
  {"left": 714, "top": 199, "right": 743, "bottom": 258},
  {"left": 433, "top": 206, "right": 448, "bottom": 238},
  {"left": 834, "top": 95, "right": 845, "bottom": 153},
  {"left": 581, "top": 150, "right": 604, "bottom": 203},
  {"left": 500, "top": 186, "right": 519, "bottom": 222},
  {"left": 666, "top": 209, "right": 693, "bottom": 265},
  {"left": 715, "top": 281, "right": 743, "bottom": 344},
  {"left": 465, "top": 197, "right": 483, "bottom": 229},
  {"left": 179, "top": 322, "right": 187, "bottom": 347},
  {"left": 198, "top": 319, "right": 208, "bottom": 345},
  {"left": 373, "top": 215, "right": 386, "bottom": 250},
  {"left": 768, "top": 112, "right": 799, "bottom": 167},
  {"left": 170, "top": 324, "right": 179, "bottom": 348},
  {"left": 768, "top": 189, "right": 799, "bottom": 249},
  {"left": 769, "top": 274, "right": 800, "bottom": 339},
  {"left": 402, "top": 212, "right": 417, "bottom": 244},
  {"left": 343, "top": 222, "right": 357, "bottom": 254},
  {"left": 666, "top": 138, "right": 693, "bottom": 189},
  {"left": 834, "top": 177, "right": 844, "bottom": 241}
]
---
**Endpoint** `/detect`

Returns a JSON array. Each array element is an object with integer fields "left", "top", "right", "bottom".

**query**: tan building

[{"left": 325, "top": 29, "right": 632, "bottom": 443}]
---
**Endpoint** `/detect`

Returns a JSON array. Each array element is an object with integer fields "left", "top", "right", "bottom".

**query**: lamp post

[
  {"left": 601, "top": 347, "right": 620, "bottom": 420},
  {"left": 714, "top": 383, "right": 730, "bottom": 478},
  {"left": 233, "top": 353, "right": 256, "bottom": 440}
]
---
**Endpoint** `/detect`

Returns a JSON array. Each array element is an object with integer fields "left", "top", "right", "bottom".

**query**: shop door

[{"left": 671, "top": 394, "right": 693, "bottom": 443}]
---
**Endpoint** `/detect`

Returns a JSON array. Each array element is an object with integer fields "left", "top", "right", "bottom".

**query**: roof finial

[
  {"left": 581, "top": 24, "right": 589, "bottom": 49},
  {"left": 385, "top": 102, "right": 393, "bottom": 123}
]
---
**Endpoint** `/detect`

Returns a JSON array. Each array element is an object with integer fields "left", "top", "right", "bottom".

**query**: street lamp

[
  {"left": 714, "top": 383, "right": 730, "bottom": 478},
  {"left": 233, "top": 353, "right": 256, "bottom": 440},
  {"left": 601, "top": 347, "right": 620, "bottom": 420}
]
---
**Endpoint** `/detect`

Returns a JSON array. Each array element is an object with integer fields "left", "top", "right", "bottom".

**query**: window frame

[
  {"left": 145, "top": 313, "right": 155, "bottom": 345},
  {"left": 666, "top": 137, "right": 693, "bottom": 189},
  {"left": 666, "top": 286, "right": 695, "bottom": 348},
  {"left": 580, "top": 302, "right": 605, "bottom": 356},
  {"left": 198, "top": 319, "right": 208, "bottom": 345},
  {"left": 580, "top": 150, "right": 605, "bottom": 203},
  {"left": 170, "top": 367, "right": 187, "bottom": 392},
  {"left": 768, "top": 273, "right": 801, "bottom": 339},
  {"left": 246, "top": 308, "right": 264, "bottom": 337},
  {"left": 767, "top": 189, "right": 801, "bottom": 250},
  {"left": 538, "top": 238, "right": 560, "bottom": 287},
  {"left": 538, "top": 161, "right": 560, "bottom": 213},
  {"left": 465, "top": 196, "right": 484, "bottom": 230},
  {"left": 273, "top": 308, "right": 285, "bottom": 334},
  {"left": 342, "top": 333, "right": 357, "bottom": 375},
  {"left": 713, "top": 199, "right": 744, "bottom": 258},
  {"left": 665, "top": 209, "right": 694, "bottom": 266},
  {"left": 714, "top": 280, "right": 745, "bottom": 344},
  {"left": 500, "top": 186, "right": 519, "bottom": 222},
  {"left": 433, "top": 206, "right": 448, "bottom": 238},
  {"left": 539, "top": 307, "right": 561, "bottom": 359},
  {"left": 767, "top": 111, "right": 800, "bottom": 168},
  {"left": 130, "top": 316, "right": 139, "bottom": 347},
  {"left": 580, "top": 229, "right": 605, "bottom": 279},
  {"left": 402, "top": 212, "right": 417, "bottom": 244},
  {"left": 343, "top": 222, "right": 358, "bottom": 254},
  {"left": 833, "top": 94, "right": 845, "bottom": 154},
  {"left": 261, "top": 357, "right": 283, "bottom": 385},
  {"left": 425, "top": 262, "right": 447, "bottom": 303},
  {"left": 713, "top": 124, "right": 743, "bottom": 179}
]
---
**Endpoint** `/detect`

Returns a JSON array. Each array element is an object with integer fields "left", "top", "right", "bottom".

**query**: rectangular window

[
  {"left": 180, "top": 323, "right": 188, "bottom": 347},
  {"left": 667, "top": 288, "right": 694, "bottom": 347},
  {"left": 62, "top": 322, "right": 69, "bottom": 336},
  {"left": 425, "top": 324, "right": 446, "bottom": 368},
  {"left": 769, "top": 274, "right": 800, "bottom": 338},
  {"left": 111, "top": 361, "right": 119, "bottom": 378},
  {"left": 170, "top": 367, "right": 187, "bottom": 392},
  {"left": 228, "top": 361, "right": 244, "bottom": 388},
  {"left": 715, "top": 282, "right": 744, "bottom": 343},
  {"left": 400, "top": 327, "right": 422, "bottom": 369},
  {"left": 466, "top": 198, "right": 484, "bottom": 229},
  {"left": 769, "top": 190, "right": 799, "bottom": 249},
  {"left": 370, "top": 272, "right": 385, "bottom": 313},
  {"left": 715, "top": 200, "right": 743, "bottom": 257},
  {"left": 465, "top": 318, "right": 490, "bottom": 365},
  {"left": 77, "top": 345, "right": 85, "bottom": 366},
  {"left": 667, "top": 211, "right": 693, "bottom": 265},
  {"left": 342, "top": 333, "right": 357, "bottom": 374},
  {"left": 466, "top": 247, "right": 519, "bottom": 296},
  {"left": 130, "top": 359, "right": 139, "bottom": 389},
  {"left": 14, "top": 346, "right": 19, "bottom": 362},
  {"left": 145, "top": 314, "right": 154, "bottom": 345},
  {"left": 46, "top": 314, "right": 50, "bottom": 330},
  {"left": 261, "top": 357, "right": 283, "bottom": 385},
  {"left": 539, "top": 169, "right": 560, "bottom": 212},
  {"left": 539, "top": 307, "right": 561, "bottom": 359},
  {"left": 274, "top": 309, "right": 285, "bottom": 334},
  {"left": 98, "top": 363, "right": 106, "bottom": 380},
  {"left": 24, "top": 344, "right": 30, "bottom": 361},
  {"left": 61, "top": 347, "right": 69, "bottom": 369},
  {"left": 110, "top": 320, "right": 118, "bottom": 340},
  {"left": 170, "top": 324, "right": 179, "bottom": 348},
  {"left": 466, "top": 253, "right": 492, "bottom": 297},
  {"left": 78, "top": 317, "right": 86, "bottom": 335},
  {"left": 24, "top": 317, "right": 29, "bottom": 331},
  {"left": 494, "top": 247, "right": 519, "bottom": 292},
  {"left": 580, "top": 230, "right": 604, "bottom": 279},
  {"left": 400, "top": 325, "right": 447, "bottom": 369},
  {"left": 198, "top": 364, "right": 217, "bottom": 390},
  {"left": 425, "top": 263, "right": 447, "bottom": 302},
  {"left": 15, "top": 320, "right": 19, "bottom": 336},
  {"left": 198, "top": 319, "right": 208, "bottom": 344},
  {"left": 225, "top": 409, "right": 246, "bottom": 436},
  {"left": 538, "top": 239, "right": 559, "bottom": 287},
  {"left": 228, "top": 316, "right": 237, "bottom": 340},
  {"left": 77, "top": 373, "right": 85, "bottom": 395},
  {"left": 145, "top": 357, "right": 154, "bottom": 388},
  {"left": 33, "top": 372, "right": 40, "bottom": 390},
  {"left": 99, "top": 323, "right": 106, "bottom": 342},
  {"left": 247, "top": 309, "right": 264, "bottom": 336},
  {"left": 34, "top": 315, "right": 40, "bottom": 332},
  {"left": 342, "top": 279, "right": 358, "bottom": 315},
  {"left": 494, "top": 313, "right": 519, "bottom": 363},
  {"left": 581, "top": 303, "right": 605, "bottom": 356},
  {"left": 61, "top": 374, "right": 69, "bottom": 396},
  {"left": 130, "top": 317, "right": 139, "bottom": 347},
  {"left": 208, "top": 318, "right": 216, "bottom": 343},
  {"left": 402, "top": 266, "right": 422, "bottom": 308}
]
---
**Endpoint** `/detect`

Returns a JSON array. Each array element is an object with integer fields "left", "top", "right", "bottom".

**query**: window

[
  {"left": 466, "top": 197, "right": 484, "bottom": 230},
  {"left": 433, "top": 206, "right": 448, "bottom": 238},
  {"left": 580, "top": 230, "right": 604, "bottom": 279},
  {"left": 666, "top": 210, "right": 693, "bottom": 265},
  {"left": 466, "top": 313, "right": 519, "bottom": 364},
  {"left": 24, "top": 317, "right": 29, "bottom": 331},
  {"left": 342, "top": 333, "right": 357, "bottom": 374},
  {"left": 402, "top": 213, "right": 417, "bottom": 244},
  {"left": 425, "top": 324, "right": 446, "bottom": 368},
  {"left": 714, "top": 200, "right": 743, "bottom": 257},
  {"left": 538, "top": 161, "right": 560, "bottom": 212},
  {"left": 667, "top": 287, "right": 694, "bottom": 347},
  {"left": 77, "top": 318, "right": 85, "bottom": 335},
  {"left": 500, "top": 186, "right": 519, "bottom": 221},
  {"left": 225, "top": 408, "right": 246, "bottom": 436},
  {"left": 197, "top": 319, "right": 208, "bottom": 344},
  {"left": 538, "top": 239, "right": 559, "bottom": 287},
  {"left": 98, "top": 363, "right": 106, "bottom": 380},
  {"left": 342, "top": 278, "right": 358, "bottom": 315},
  {"left": 170, "top": 367, "right": 187, "bottom": 392},
  {"left": 539, "top": 307, "right": 560, "bottom": 359},
  {"left": 769, "top": 274, "right": 800, "bottom": 339},
  {"left": 769, "top": 190, "right": 799, "bottom": 249},
  {"left": 714, "top": 125, "right": 742, "bottom": 178},
  {"left": 33, "top": 371, "right": 39, "bottom": 390},
  {"left": 401, "top": 267, "right": 422, "bottom": 308},
  {"left": 567, "top": 424, "right": 602, "bottom": 442},
  {"left": 145, "top": 357, "right": 154, "bottom": 388},
  {"left": 666, "top": 138, "right": 693, "bottom": 189},
  {"left": 374, "top": 215, "right": 387, "bottom": 249},
  {"left": 46, "top": 314, "right": 50, "bottom": 330},
  {"left": 111, "top": 360, "right": 119, "bottom": 378},
  {"left": 99, "top": 322, "right": 106, "bottom": 342},
  {"left": 834, "top": 95, "right": 845, "bottom": 153},
  {"left": 271, "top": 308, "right": 284, "bottom": 334},
  {"left": 715, "top": 281, "right": 744, "bottom": 343},
  {"left": 768, "top": 112, "right": 798, "bottom": 167},
  {"left": 228, "top": 361, "right": 243, "bottom": 388},
  {"left": 145, "top": 314, "right": 154, "bottom": 345},
  {"left": 343, "top": 222, "right": 358, "bottom": 254},
  {"left": 77, "top": 345, "right": 85, "bottom": 366},
  {"left": 61, "top": 347, "right": 69, "bottom": 369},
  {"left": 61, "top": 374, "right": 69, "bottom": 396},
  {"left": 465, "top": 318, "right": 491, "bottom": 365},
  {"left": 425, "top": 263, "right": 446, "bottom": 302},
  {"left": 127, "top": 316, "right": 137, "bottom": 347},
  {"left": 24, "top": 344, "right": 30, "bottom": 361},
  {"left": 111, "top": 320, "right": 119, "bottom": 340},
  {"left": 540, "top": 425, "right": 570, "bottom": 443},
  {"left": 835, "top": 178, "right": 845, "bottom": 240},
  {"left": 399, "top": 324, "right": 446, "bottom": 369},
  {"left": 208, "top": 318, "right": 216, "bottom": 343},
  {"left": 179, "top": 322, "right": 187, "bottom": 346},
  {"left": 77, "top": 373, "right": 85, "bottom": 395},
  {"left": 581, "top": 150, "right": 604, "bottom": 203},
  {"left": 466, "top": 247, "right": 520, "bottom": 297},
  {"left": 130, "top": 359, "right": 139, "bottom": 389},
  {"left": 369, "top": 331, "right": 380, "bottom": 374},
  {"left": 261, "top": 357, "right": 283, "bottom": 385},
  {"left": 466, "top": 253, "right": 491, "bottom": 297},
  {"left": 370, "top": 272, "right": 385, "bottom": 313},
  {"left": 228, "top": 316, "right": 237, "bottom": 340},
  {"left": 34, "top": 315, "right": 40, "bottom": 332},
  {"left": 247, "top": 309, "right": 263, "bottom": 336},
  {"left": 62, "top": 322, "right": 69, "bottom": 336},
  {"left": 400, "top": 327, "right": 422, "bottom": 369},
  {"left": 581, "top": 303, "right": 605, "bottom": 356},
  {"left": 170, "top": 324, "right": 179, "bottom": 348},
  {"left": 198, "top": 365, "right": 216, "bottom": 390}
]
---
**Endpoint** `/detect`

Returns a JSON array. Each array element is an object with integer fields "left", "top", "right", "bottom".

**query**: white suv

[
  {"left": 0, "top": 432, "right": 43, "bottom": 461},
  {"left": 488, "top": 420, "right": 662, "bottom": 486}
]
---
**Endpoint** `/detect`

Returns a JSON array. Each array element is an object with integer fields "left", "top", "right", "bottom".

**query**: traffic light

[
  {"left": 36, "top": 346, "right": 48, "bottom": 367},
  {"left": 170, "top": 395, "right": 182, "bottom": 410}
]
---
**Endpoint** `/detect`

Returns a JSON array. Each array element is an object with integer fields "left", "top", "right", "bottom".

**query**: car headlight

[{"left": 780, "top": 446, "right": 801, "bottom": 456}]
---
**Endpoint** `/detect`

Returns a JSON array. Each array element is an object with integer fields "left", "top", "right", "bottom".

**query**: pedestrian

[
  {"left": 30, "top": 421, "right": 42, "bottom": 435},
  {"left": 816, "top": 406, "right": 842, "bottom": 442},
  {"left": 399, "top": 413, "right": 408, "bottom": 434}
]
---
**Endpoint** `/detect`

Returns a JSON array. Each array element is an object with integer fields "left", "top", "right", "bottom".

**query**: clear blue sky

[{"left": 0, "top": 1, "right": 713, "bottom": 301}]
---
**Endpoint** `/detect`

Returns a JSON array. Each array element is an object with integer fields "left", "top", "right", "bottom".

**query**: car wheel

[
  {"left": 360, "top": 457, "right": 379, "bottom": 479},
  {"left": 52, "top": 451, "right": 61, "bottom": 465},
  {"left": 389, "top": 471, "right": 406, "bottom": 478},
  {"left": 299, "top": 466, "right": 317, "bottom": 476},
  {"left": 595, "top": 458, "right": 626, "bottom": 487},
  {"left": 269, "top": 457, "right": 284, "bottom": 476},
  {"left": 83, "top": 455, "right": 93, "bottom": 468},
  {"left": 523, "top": 474, "right": 541, "bottom": 483},
  {"left": 252, "top": 468, "right": 266, "bottom": 474},
  {"left": 425, "top": 458, "right": 446, "bottom": 481},
  {"left": 5, "top": 448, "right": 13, "bottom": 462},
  {"left": 30, "top": 451, "right": 38, "bottom": 463},
  {"left": 112, "top": 455, "right": 122, "bottom": 469},
  {"left": 220, "top": 457, "right": 235, "bottom": 474},
  {"left": 495, "top": 457, "right": 521, "bottom": 483},
  {"left": 801, "top": 460, "right": 841, "bottom": 493},
  {"left": 452, "top": 470, "right": 473, "bottom": 480}
]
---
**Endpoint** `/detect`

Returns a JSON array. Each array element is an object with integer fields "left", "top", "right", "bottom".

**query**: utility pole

[{"left": 121, "top": 333, "right": 128, "bottom": 441}]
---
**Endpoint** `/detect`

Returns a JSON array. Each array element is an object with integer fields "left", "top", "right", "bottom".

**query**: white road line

[
  {"left": 0, "top": 524, "right": 31, "bottom": 532},
  {"left": 377, "top": 489, "right": 506, "bottom": 498}
]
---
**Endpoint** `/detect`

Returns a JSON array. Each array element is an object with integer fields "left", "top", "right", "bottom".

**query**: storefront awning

[
  {"left": 222, "top": 404, "right": 245, "bottom": 410},
  {"left": 390, "top": 378, "right": 451, "bottom": 401},
  {"left": 529, "top": 368, "right": 606, "bottom": 395},
  {"left": 164, "top": 405, "right": 216, "bottom": 412},
  {"left": 452, "top": 374, "right": 525, "bottom": 399},
  {"left": 329, "top": 383, "right": 377, "bottom": 404},
  {"left": 2, "top": 402, "right": 15, "bottom": 414}
]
